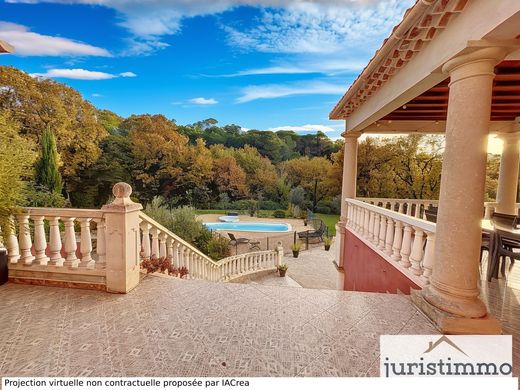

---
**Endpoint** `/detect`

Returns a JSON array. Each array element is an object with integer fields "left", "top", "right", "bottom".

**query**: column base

[{"left": 411, "top": 289, "right": 502, "bottom": 335}]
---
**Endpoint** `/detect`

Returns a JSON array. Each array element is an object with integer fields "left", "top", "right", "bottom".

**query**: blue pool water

[{"left": 204, "top": 222, "right": 292, "bottom": 232}]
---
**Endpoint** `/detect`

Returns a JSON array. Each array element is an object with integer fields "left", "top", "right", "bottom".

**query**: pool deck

[{"left": 198, "top": 214, "right": 321, "bottom": 255}]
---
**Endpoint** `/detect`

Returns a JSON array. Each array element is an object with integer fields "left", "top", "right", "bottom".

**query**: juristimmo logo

[{"left": 380, "top": 335, "right": 513, "bottom": 377}]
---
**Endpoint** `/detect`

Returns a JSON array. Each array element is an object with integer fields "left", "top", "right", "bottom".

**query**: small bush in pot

[
  {"left": 324, "top": 236, "right": 333, "bottom": 251},
  {"left": 277, "top": 263, "right": 288, "bottom": 277},
  {"left": 291, "top": 241, "right": 302, "bottom": 258}
]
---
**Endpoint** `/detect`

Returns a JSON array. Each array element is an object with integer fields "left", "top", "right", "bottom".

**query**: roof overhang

[
  {"left": 330, "top": 0, "right": 520, "bottom": 134},
  {"left": 0, "top": 40, "right": 14, "bottom": 53}
]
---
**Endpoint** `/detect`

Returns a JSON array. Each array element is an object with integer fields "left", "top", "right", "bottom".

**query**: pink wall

[{"left": 343, "top": 230, "right": 420, "bottom": 294}]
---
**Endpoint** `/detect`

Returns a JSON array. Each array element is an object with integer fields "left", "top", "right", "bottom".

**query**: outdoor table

[{"left": 481, "top": 219, "right": 520, "bottom": 281}]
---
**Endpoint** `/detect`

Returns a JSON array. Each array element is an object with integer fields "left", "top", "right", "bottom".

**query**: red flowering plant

[{"left": 140, "top": 257, "right": 189, "bottom": 278}]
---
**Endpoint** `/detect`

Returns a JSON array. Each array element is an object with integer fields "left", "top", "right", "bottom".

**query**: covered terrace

[{"left": 331, "top": 0, "right": 520, "bottom": 334}]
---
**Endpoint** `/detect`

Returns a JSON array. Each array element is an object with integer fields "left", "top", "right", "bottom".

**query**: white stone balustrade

[
  {"left": 359, "top": 197, "right": 520, "bottom": 220},
  {"left": 358, "top": 197, "right": 438, "bottom": 220},
  {"left": 138, "top": 211, "right": 283, "bottom": 282},
  {"left": 346, "top": 198, "right": 436, "bottom": 287},
  {"left": 6, "top": 208, "right": 106, "bottom": 271}
]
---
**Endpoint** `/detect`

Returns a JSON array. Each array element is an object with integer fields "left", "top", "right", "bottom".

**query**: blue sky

[{"left": 0, "top": 0, "right": 415, "bottom": 139}]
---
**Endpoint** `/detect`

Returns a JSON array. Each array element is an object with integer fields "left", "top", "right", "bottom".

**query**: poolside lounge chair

[
  {"left": 228, "top": 233, "right": 261, "bottom": 251},
  {"left": 298, "top": 219, "right": 326, "bottom": 242}
]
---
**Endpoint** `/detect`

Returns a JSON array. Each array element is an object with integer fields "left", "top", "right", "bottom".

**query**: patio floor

[{"left": 0, "top": 275, "right": 437, "bottom": 377}]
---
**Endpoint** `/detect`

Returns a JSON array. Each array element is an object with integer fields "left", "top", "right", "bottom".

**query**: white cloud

[
  {"left": 0, "top": 22, "right": 110, "bottom": 57},
  {"left": 217, "top": 59, "right": 366, "bottom": 78},
  {"left": 119, "top": 71, "right": 137, "bottom": 77},
  {"left": 91, "top": 93, "right": 103, "bottom": 97},
  {"left": 30, "top": 68, "right": 137, "bottom": 80},
  {"left": 5, "top": 1, "right": 414, "bottom": 56},
  {"left": 236, "top": 80, "right": 344, "bottom": 103},
  {"left": 189, "top": 97, "right": 218, "bottom": 105},
  {"left": 268, "top": 124, "right": 335, "bottom": 133}
]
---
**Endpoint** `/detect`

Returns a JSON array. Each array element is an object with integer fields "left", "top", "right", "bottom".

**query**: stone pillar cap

[{"left": 102, "top": 182, "right": 143, "bottom": 212}]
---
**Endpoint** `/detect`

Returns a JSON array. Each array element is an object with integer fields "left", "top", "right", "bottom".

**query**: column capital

[
  {"left": 442, "top": 46, "right": 510, "bottom": 84},
  {"left": 342, "top": 131, "right": 361, "bottom": 141}
]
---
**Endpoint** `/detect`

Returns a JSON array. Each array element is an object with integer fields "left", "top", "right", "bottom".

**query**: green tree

[
  {"left": 284, "top": 157, "right": 334, "bottom": 211},
  {"left": 35, "top": 129, "right": 63, "bottom": 194},
  {"left": 0, "top": 113, "right": 36, "bottom": 241}
]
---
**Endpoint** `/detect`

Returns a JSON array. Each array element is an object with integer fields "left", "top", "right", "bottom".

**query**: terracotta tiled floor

[{"left": 0, "top": 275, "right": 437, "bottom": 377}]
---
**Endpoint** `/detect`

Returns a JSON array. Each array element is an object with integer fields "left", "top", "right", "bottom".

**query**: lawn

[{"left": 195, "top": 209, "right": 340, "bottom": 235}]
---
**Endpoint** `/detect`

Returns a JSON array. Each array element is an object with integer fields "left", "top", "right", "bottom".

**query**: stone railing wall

[
  {"left": 359, "top": 197, "right": 520, "bottom": 220},
  {"left": 2, "top": 183, "right": 285, "bottom": 292},
  {"left": 139, "top": 212, "right": 283, "bottom": 282},
  {"left": 346, "top": 198, "right": 437, "bottom": 287},
  {"left": 358, "top": 197, "right": 438, "bottom": 220},
  {"left": 5, "top": 207, "right": 108, "bottom": 289}
]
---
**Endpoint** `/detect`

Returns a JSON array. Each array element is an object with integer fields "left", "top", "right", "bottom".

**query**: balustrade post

[
  {"left": 421, "top": 232, "right": 436, "bottom": 284},
  {"left": 391, "top": 221, "right": 403, "bottom": 261},
  {"left": 377, "top": 215, "right": 386, "bottom": 249},
  {"left": 400, "top": 224, "right": 413, "bottom": 268},
  {"left": 150, "top": 227, "right": 159, "bottom": 258},
  {"left": 48, "top": 216, "right": 64, "bottom": 266},
  {"left": 6, "top": 217, "right": 20, "bottom": 264},
  {"left": 414, "top": 204, "right": 421, "bottom": 219},
  {"left": 166, "top": 238, "right": 174, "bottom": 260},
  {"left": 276, "top": 242, "right": 283, "bottom": 268},
  {"left": 33, "top": 216, "right": 50, "bottom": 265},
  {"left": 385, "top": 217, "right": 394, "bottom": 256},
  {"left": 101, "top": 183, "right": 143, "bottom": 293},
  {"left": 95, "top": 219, "right": 106, "bottom": 267},
  {"left": 140, "top": 223, "right": 151, "bottom": 259},
  {"left": 159, "top": 233, "right": 167, "bottom": 258},
  {"left": 17, "top": 214, "right": 35, "bottom": 265},
  {"left": 367, "top": 211, "right": 375, "bottom": 240},
  {"left": 372, "top": 214, "right": 380, "bottom": 244},
  {"left": 63, "top": 217, "right": 79, "bottom": 268},
  {"left": 409, "top": 228, "right": 425, "bottom": 275},
  {"left": 79, "top": 218, "right": 95, "bottom": 269}
]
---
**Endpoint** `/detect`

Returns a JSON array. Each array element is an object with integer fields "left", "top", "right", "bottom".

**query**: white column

[
  {"left": 495, "top": 124, "right": 520, "bottom": 215},
  {"left": 336, "top": 132, "right": 361, "bottom": 272},
  {"left": 423, "top": 47, "right": 510, "bottom": 318}
]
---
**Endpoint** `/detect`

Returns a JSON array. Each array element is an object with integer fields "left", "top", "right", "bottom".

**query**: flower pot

[
  {"left": 324, "top": 245, "right": 331, "bottom": 251},
  {"left": 279, "top": 269, "right": 286, "bottom": 277},
  {"left": 292, "top": 250, "right": 299, "bottom": 258}
]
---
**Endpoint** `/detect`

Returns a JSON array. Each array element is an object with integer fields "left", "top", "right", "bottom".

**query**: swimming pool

[{"left": 204, "top": 222, "right": 292, "bottom": 232}]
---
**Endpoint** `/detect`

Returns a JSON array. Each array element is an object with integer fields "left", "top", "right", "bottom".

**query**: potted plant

[
  {"left": 291, "top": 241, "right": 302, "bottom": 258},
  {"left": 324, "top": 236, "right": 333, "bottom": 251},
  {"left": 277, "top": 263, "right": 288, "bottom": 277}
]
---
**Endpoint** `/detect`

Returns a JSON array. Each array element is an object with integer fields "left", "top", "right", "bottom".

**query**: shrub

[
  {"left": 316, "top": 205, "right": 331, "bottom": 214},
  {"left": 144, "top": 197, "right": 174, "bottom": 229},
  {"left": 231, "top": 199, "right": 252, "bottom": 210},
  {"left": 289, "top": 186, "right": 305, "bottom": 207},
  {"left": 193, "top": 226, "right": 213, "bottom": 254},
  {"left": 256, "top": 210, "right": 271, "bottom": 218},
  {"left": 169, "top": 206, "right": 204, "bottom": 243},
  {"left": 258, "top": 200, "right": 280, "bottom": 210},
  {"left": 291, "top": 241, "right": 302, "bottom": 251},
  {"left": 207, "top": 235, "right": 231, "bottom": 260},
  {"left": 273, "top": 209, "right": 286, "bottom": 218}
]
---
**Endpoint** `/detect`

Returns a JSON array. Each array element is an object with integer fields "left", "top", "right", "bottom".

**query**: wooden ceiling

[{"left": 382, "top": 60, "right": 520, "bottom": 122}]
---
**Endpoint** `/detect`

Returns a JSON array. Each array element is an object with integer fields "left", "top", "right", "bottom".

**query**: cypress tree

[{"left": 35, "top": 129, "right": 63, "bottom": 194}]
